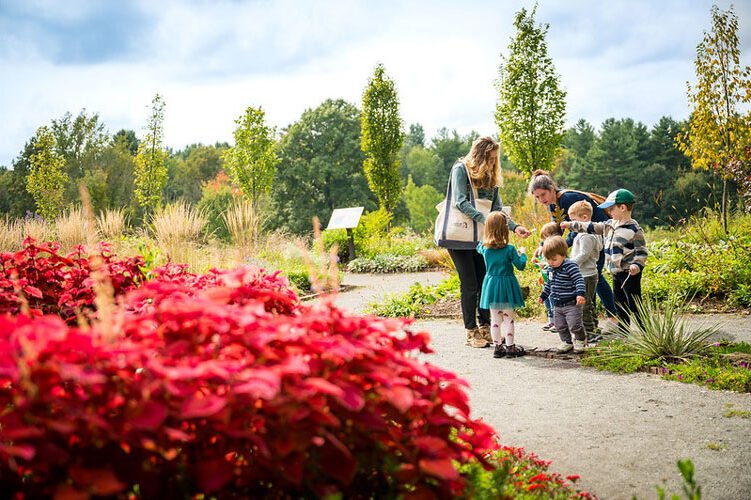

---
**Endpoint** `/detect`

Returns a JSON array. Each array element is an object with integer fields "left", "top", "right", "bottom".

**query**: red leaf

[
  {"left": 130, "top": 400, "right": 168, "bottom": 431},
  {"left": 23, "top": 285, "right": 43, "bottom": 298},
  {"left": 380, "top": 385, "right": 414, "bottom": 413},
  {"left": 234, "top": 369, "right": 280, "bottom": 400},
  {"left": 181, "top": 393, "right": 227, "bottom": 419},
  {"left": 196, "top": 457, "right": 234, "bottom": 492},
  {"left": 68, "top": 467, "right": 126, "bottom": 495},
  {"left": 53, "top": 485, "right": 89, "bottom": 500},
  {"left": 0, "top": 443, "right": 35, "bottom": 460},
  {"left": 418, "top": 457, "right": 459, "bottom": 480}
]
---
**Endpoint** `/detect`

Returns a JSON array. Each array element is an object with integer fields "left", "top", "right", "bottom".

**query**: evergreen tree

[
  {"left": 361, "top": 64, "right": 404, "bottom": 214},
  {"left": 495, "top": 4, "right": 566, "bottom": 174}
]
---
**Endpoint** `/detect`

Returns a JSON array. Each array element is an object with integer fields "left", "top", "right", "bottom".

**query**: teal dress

[{"left": 476, "top": 243, "right": 527, "bottom": 309}]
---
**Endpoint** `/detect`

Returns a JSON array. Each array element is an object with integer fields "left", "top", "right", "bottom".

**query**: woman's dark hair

[{"left": 527, "top": 169, "right": 558, "bottom": 194}]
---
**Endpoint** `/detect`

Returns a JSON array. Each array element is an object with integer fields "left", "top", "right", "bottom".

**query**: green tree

[
  {"left": 495, "top": 4, "right": 566, "bottom": 174},
  {"left": 166, "top": 144, "right": 226, "bottom": 204},
  {"left": 134, "top": 94, "right": 169, "bottom": 214},
  {"left": 428, "top": 128, "right": 477, "bottom": 192},
  {"left": 269, "top": 99, "right": 376, "bottom": 235},
  {"left": 361, "top": 63, "right": 404, "bottom": 214},
  {"left": 403, "top": 176, "right": 442, "bottom": 234},
  {"left": 113, "top": 129, "right": 139, "bottom": 155},
  {"left": 0, "top": 140, "right": 38, "bottom": 216},
  {"left": 26, "top": 126, "right": 69, "bottom": 220},
  {"left": 677, "top": 5, "right": 751, "bottom": 230},
  {"left": 405, "top": 123, "right": 425, "bottom": 149},
  {"left": 222, "top": 106, "right": 279, "bottom": 214},
  {"left": 403, "top": 146, "right": 442, "bottom": 188}
]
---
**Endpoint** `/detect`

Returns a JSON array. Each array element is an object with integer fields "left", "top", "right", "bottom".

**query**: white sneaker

[
  {"left": 556, "top": 342, "right": 573, "bottom": 354},
  {"left": 573, "top": 339, "right": 586, "bottom": 353}
]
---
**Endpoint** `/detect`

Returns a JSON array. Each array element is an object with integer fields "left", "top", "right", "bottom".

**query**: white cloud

[{"left": 2, "top": 0, "right": 750, "bottom": 167}]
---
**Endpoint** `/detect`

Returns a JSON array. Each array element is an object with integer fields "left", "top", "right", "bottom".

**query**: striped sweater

[
  {"left": 567, "top": 218, "right": 648, "bottom": 274},
  {"left": 539, "top": 259, "right": 585, "bottom": 306}
]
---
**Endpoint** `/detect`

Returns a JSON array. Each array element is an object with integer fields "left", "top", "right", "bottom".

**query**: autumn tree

[
  {"left": 26, "top": 126, "right": 69, "bottom": 220},
  {"left": 360, "top": 63, "right": 404, "bottom": 214},
  {"left": 495, "top": 4, "right": 566, "bottom": 175},
  {"left": 134, "top": 94, "right": 169, "bottom": 214},
  {"left": 677, "top": 5, "right": 751, "bottom": 230},
  {"left": 222, "top": 106, "right": 279, "bottom": 215}
]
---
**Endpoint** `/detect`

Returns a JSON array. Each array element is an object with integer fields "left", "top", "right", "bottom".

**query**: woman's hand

[{"left": 514, "top": 226, "right": 531, "bottom": 238}]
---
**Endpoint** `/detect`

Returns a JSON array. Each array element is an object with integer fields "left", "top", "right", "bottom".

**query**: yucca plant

[
  {"left": 96, "top": 208, "right": 128, "bottom": 241},
  {"left": 589, "top": 294, "right": 720, "bottom": 366},
  {"left": 56, "top": 207, "right": 90, "bottom": 250},
  {"left": 151, "top": 202, "right": 208, "bottom": 263}
]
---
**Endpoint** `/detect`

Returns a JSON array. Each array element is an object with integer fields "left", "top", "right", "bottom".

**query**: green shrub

[
  {"left": 321, "top": 228, "right": 351, "bottom": 263},
  {"left": 367, "top": 280, "right": 447, "bottom": 317},
  {"left": 197, "top": 173, "right": 241, "bottom": 241},
  {"left": 347, "top": 254, "right": 429, "bottom": 273},
  {"left": 404, "top": 176, "right": 442, "bottom": 234}
]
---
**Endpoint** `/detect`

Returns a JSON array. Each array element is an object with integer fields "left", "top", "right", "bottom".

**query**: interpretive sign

[{"left": 326, "top": 207, "right": 364, "bottom": 230}]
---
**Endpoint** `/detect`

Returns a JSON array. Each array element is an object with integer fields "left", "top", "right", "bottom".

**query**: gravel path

[{"left": 333, "top": 272, "right": 751, "bottom": 500}]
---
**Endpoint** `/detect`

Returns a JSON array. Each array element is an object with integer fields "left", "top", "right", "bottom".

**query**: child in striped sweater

[
  {"left": 538, "top": 235, "right": 587, "bottom": 353},
  {"left": 562, "top": 189, "right": 648, "bottom": 326}
]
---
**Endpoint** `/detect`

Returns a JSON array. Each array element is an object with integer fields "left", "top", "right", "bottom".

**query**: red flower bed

[
  {"left": 0, "top": 238, "right": 146, "bottom": 324},
  {"left": 0, "top": 266, "right": 498, "bottom": 498}
]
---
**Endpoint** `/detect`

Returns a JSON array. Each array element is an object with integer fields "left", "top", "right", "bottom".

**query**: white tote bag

[{"left": 434, "top": 165, "right": 491, "bottom": 249}]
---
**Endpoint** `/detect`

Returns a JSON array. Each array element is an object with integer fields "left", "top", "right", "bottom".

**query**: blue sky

[{"left": 1, "top": 0, "right": 749, "bottom": 168}]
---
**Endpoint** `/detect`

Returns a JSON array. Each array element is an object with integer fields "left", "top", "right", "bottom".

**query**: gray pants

[
  {"left": 582, "top": 274, "right": 599, "bottom": 337},
  {"left": 554, "top": 303, "right": 585, "bottom": 342}
]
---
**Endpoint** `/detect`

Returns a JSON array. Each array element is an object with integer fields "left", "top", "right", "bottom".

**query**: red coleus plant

[
  {"left": 0, "top": 238, "right": 146, "bottom": 324},
  {"left": 0, "top": 266, "right": 498, "bottom": 498}
]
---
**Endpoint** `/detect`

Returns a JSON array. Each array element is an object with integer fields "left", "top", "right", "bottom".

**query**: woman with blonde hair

[{"left": 442, "top": 136, "right": 530, "bottom": 348}]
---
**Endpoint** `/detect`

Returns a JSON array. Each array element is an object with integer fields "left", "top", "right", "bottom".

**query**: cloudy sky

[{"left": 1, "top": 0, "right": 749, "bottom": 167}]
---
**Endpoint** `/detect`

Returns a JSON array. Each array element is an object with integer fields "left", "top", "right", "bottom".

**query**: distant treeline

[{"left": 0, "top": 104, "right": 738, "bottom": 236}]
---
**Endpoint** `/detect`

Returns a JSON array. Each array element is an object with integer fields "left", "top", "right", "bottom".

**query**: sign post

[{"left": 325, "top": 207, "right": 364, "bottom": 261}]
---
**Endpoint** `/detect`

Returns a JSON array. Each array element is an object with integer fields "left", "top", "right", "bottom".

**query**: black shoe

[
  {"left": 493, "top": 344, "right": 506, "bottom": 358},
  {"left": 505, "top": 344, "right": 527, "bottom": 357}
]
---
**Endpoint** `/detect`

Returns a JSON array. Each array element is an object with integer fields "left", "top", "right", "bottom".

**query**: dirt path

[{"left": 333, "top": 272, "right": 751, "bottom": 500}]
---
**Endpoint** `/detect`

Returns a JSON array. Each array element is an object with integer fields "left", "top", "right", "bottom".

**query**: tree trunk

[{"left": 722, "top": 177, "right": 728, "bottom": 234}]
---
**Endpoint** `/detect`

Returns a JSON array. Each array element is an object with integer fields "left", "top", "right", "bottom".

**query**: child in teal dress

[{"left": 476, "top": 211, "right": 528, "bottom": 358}]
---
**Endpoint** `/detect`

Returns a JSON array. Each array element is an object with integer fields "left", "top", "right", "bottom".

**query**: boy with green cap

[{"left": 561, "top": 189, "right": 648, "bottom": 326}]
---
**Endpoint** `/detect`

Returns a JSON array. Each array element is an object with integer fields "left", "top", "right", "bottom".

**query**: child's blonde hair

[
  {"left": 542, "top": 235, "right": 568, "bottom": 260},
  {"left": 568, "top": 200, "right": 593, "bottom": 219},
  {"left": 483, "top": 211, "right": 509, "bottom": 249},
  {"left": 540, "top": 222, "right": 562, "bottom": 239}
]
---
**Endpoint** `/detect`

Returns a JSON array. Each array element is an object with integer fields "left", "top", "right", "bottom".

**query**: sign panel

[{"left": 326, "top": 207, "right": 364, "bottom": 230}]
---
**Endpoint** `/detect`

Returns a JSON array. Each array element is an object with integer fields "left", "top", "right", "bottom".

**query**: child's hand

[
  {"left": 560, "top": 221, "right": 570, "bottom": 229},
  {"left": 629, "top": 264, "right": 641, "bottom": 275},
  {"left": 537, "top": 297, "right": 544, "bottom": 304},
  {"left": 576, "top": 296, "right": 585, "bottom": 305},
  {"left": 533, "top": 246, "right": 542, "bottom": 258},
  {"left": 518, "top": 247, "right": 526, "bottom": 255}
]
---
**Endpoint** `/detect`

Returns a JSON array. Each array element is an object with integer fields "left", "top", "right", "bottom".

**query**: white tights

[{"left": 490, "top": 308, "right": 515, "bottom": 346}]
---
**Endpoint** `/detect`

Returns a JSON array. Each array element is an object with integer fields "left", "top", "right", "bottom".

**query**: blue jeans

[
  {"left": 544, "top": 296, "right": 554, "bottom": 322},
  {"left": 596, "top": 273, "right": 617, "bottom": 318}
]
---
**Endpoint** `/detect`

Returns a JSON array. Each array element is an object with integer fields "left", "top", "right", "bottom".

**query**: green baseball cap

[{"left": 598, "top": 189, "right": 636, "bottom": 209}]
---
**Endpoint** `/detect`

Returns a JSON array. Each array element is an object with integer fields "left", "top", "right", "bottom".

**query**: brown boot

[
  {"left": 478, "top": 325, "right": 492, "bottom": 346},
  {"left": 468, "top": 328, "right": 489, "bottom": 348},
  {"left": 465, "top": 328, "right": 478, "bottom": 346}
]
